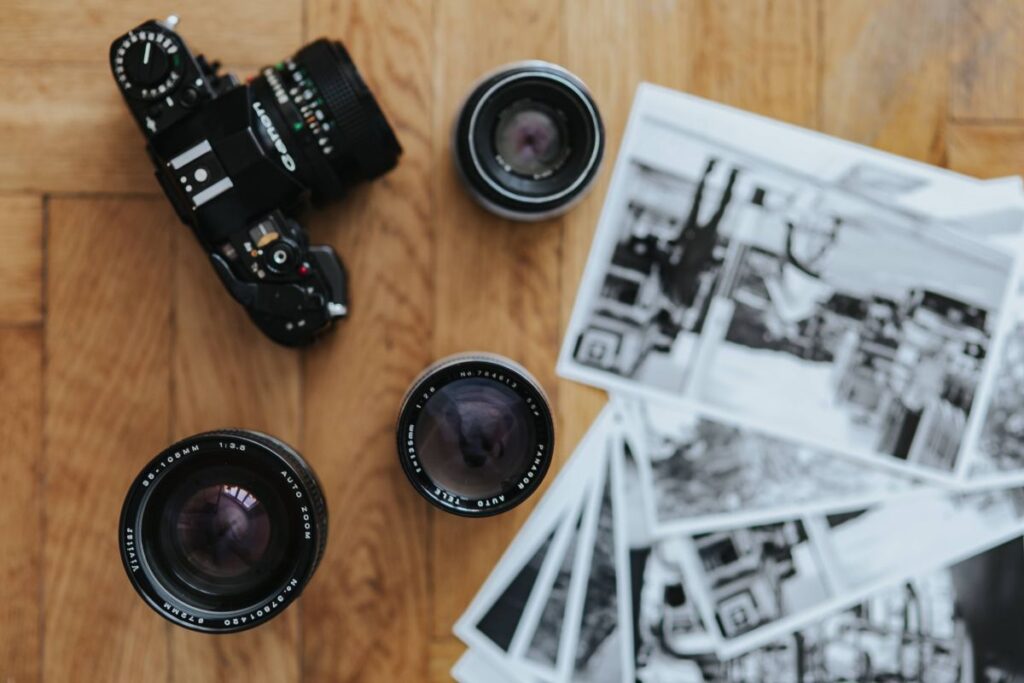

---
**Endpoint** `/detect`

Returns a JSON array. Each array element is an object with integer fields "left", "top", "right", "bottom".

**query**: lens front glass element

[
  {"left": 144, "top": 462, "right": 294, "bottom": 608},
  {"left": 494, "top": 99, "right": 570, "bottom": 179},
  {"left": 415, "top": 378, "right": 537, "bottom": 499},
  {"left": 397, "top": 355, "right": 555, "bottom": 516},
  {"left": 174, "top": 484, "right": 272, "bottom": 580}
]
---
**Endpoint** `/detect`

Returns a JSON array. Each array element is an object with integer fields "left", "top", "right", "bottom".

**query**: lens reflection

[
  {"left": 494, "top": 99, "right": 569, "bottom": 178},
  {"left": 415, "top": 378, "right": 535, "bottom": 498},
  {"left": 175, "top": 484, "right": 271, "bottom": 580}
]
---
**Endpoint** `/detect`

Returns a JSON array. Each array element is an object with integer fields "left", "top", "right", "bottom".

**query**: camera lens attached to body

[
  {"left": 453, "top": 62, "right": 604, "bottom": 221},
  {"left": 247, "top": 39, "right": 402, "bottom": 201},
  {"left": 120, "top": 430, "right": 327, "bottom": 633},
  {"left": 397, "top": 354, "right": 555, "bottom": 516},
  {"left": 110, "top": 18, "right": 403, "bottom": 346}
]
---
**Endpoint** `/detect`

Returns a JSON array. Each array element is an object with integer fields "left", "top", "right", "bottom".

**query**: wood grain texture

[
  {"left": 821, "top": 0, "right": 953, "bottom": 163},
  {"left": 952, "top": 0, "right": 1024, "bottom": 120},
  {"left": 44, "top": 197, "right": 172, "bottom": 682},
  {"left": 0, "top": 195, "right": 43, "bottom": 323},
  {"left": 300, "top": 1, "right": 434, "bottom": 681},
  {"left": 430, "top": 0, "right": 565, "bottom": 640},
  {"left": 0, "top": 328, "right": 42, "bottom": 683},
  {"left": 168, "top": 228, "right": 302, "bottom": 682},
  {"left": 947, "top": 123, "right": 1024, "bottom": 177},
  {"left": 0, "top": 1, "right": 302, "bottom": 66},
  {"left": 0, "top": 63, "right": 158, "bottom": 194},
  {"left": 635, "top": 0, "right": 819, "bottom": 126},
  {"left": 0, "top": 2, "right": 1020, "bottom": 681}
]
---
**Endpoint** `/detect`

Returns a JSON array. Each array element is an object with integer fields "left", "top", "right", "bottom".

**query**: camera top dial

[{"left": 112, "top": 25, "right": 185, "bottom": 100}]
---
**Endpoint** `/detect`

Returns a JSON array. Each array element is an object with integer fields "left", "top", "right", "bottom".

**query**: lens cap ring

[
  {"left": 396, "top": 353, "right": 556, "bottom": 517},
  {"left": 119, "top": 430, "right": 327, "bottom": 633}
]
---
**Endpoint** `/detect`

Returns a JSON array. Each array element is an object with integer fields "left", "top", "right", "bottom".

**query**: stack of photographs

[{"left": 454, "top": 84, "right": 1024, "bottom": 682}]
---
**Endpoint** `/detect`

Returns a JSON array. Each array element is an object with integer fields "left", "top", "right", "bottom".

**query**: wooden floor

[{"left": 0, "top": 0, "right": 1022, "bottom": 681}]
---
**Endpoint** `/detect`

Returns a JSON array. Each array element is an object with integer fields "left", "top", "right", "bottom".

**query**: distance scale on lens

[{"left": 112, "top": 27, "right": 185, "bottom": 100}]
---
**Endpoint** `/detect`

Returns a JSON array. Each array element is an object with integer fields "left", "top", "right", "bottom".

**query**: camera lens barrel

[
  {"left": 249, "top": 39, "right": 402, "bottom": 201},
  {"left": 453, "top": 61, "right": 604, "bottom": 221},
  {"left": 397, "top": 353, "right": 555, "bottom": 516},
  {"left": 120, "top": 430, "right": 327, "bottom": 633}
]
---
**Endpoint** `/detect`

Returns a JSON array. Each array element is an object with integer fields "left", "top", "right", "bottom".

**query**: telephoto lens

[
  {"left": 120, "top": 431, "right": 327, "bottom": 633},
  {"left": 453, "top": 62, "right": 604, "bottom": 221},
  {"left": 397, "top": 354, "right": 556, "bottom": 516}
]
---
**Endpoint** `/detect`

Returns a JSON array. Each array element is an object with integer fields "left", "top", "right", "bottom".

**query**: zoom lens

[
  {"left": 453, "top": 61, "right": 604, "bottom": 221},
  {"left": 120, "top": 430, "right": 327, "bottom": 633},
  {"left": 397, "top": 353, "right": 555, "bottom": 516},
  {"left": 249, "top": 39, "right": 402, "bottom": 200}
]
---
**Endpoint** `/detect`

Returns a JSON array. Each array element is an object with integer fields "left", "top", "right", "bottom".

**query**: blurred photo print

[
  {"left": 561, "top": 85, "right": 1021, "bottom": 482},
  {"left": 628, "top": 398, "right": 922, "bottom": 535},
  {"left": 614, "top": 436, "right": 1024, "bottom": 681}
]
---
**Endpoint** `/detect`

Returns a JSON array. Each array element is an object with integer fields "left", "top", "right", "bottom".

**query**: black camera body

[{"left": 110, "top": 17, "right": 401, "bottom": 345}]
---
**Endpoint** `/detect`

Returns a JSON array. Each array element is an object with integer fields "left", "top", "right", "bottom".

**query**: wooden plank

[
  {"left": 167, "top": 229, "right": 302, "bottom": 682},
  {"left": 822, "top": 0, "right": 953, "bottom": 163},
  {"left": 45, "top": 197, "right": 172, "bottom": 681},
  {"left": 0, "top": 1, "right": 302, "bottom": 66},
  {"left": 947, "top": 123, "right": 1024, "bottom": 178},
  {"left": 428, "top": 634, "right": 467, "bottom": 683},
  {"left": 0, "top": 63, "right": 158, "bottom": 194},
  {"left": 430, "top": 0, "right": 565, "bottom": 641},
  {"left": 952, "top": 0, "right": 1024, "bottom": 120},
  {"left": 635, "top": 0, "right": 819, "bottom": 127},
  {"left": 300, "top": 1, "right": 435, "bottom": 681},
  {"left": 0, "top": 195, "right": 43, "bottom": 323},
  {"left": 0, "top": 328, "right": 42, "bottom": 682}
]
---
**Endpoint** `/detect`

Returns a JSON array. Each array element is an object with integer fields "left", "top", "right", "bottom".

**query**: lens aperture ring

[{"left": 295, "top": 40, "right": 401, "bottom": 184}]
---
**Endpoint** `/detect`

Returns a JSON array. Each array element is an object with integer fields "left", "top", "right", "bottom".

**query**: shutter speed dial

[{"left": 113, "top": 29, "right": 184, "bottom": 100}]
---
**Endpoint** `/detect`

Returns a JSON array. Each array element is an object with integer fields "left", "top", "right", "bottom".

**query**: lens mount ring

[
  {"left": 454, "top": 61, "right": 605, "bottom": 220},
  {"left": 120, "top": 430, "right": 327, "bottom": 633},
  {"left": 396, "top": 353, "right": 556, "bottom": 517}
]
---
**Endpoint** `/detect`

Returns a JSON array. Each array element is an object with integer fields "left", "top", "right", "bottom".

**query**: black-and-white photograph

[
  {"left": 618, "top": 442, "right": 717, "bottom": 683},
  {"left": 524, "top": 508, "right": 586, "bottom": 670},
  {"left": 973, "top": 285, "right": 1024, "bottom": 478},
  {"left": 632, "top": 399, "right": 921, "bottom": 534},
  {"left": 560, "top": 87, "right": 1019, "bottom": 479},
  {"left": 690, "top": 521, "right": 833, "bottom": 642},
  {"left": 688, "top": 486, "right": 1024, "bottom": 659},
  {"left": 817, "top": 488, "right": 1024, "bottom": 594},
  {"left": 657, "top": 537, "right": 1024, "bottom": 683},
  {"left": 474, "top": 529, "right": 557, "bottom": 653},
  {"left": 572, "top": 464, "right": 620, "bottom": 683},
  {"left": 617, "top": 427, "right": 1024, "bottom": 681}
]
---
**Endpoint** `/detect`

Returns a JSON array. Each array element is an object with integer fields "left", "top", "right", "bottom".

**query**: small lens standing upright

[
  {"left": 453, "top": 62, "right": 605, "bottom": 221},
  {"left": 397, "top": 354, "right": 556, "bottom": 516},
  {"left": 120, "top": 430, "right": 328, "bottom": 633}
]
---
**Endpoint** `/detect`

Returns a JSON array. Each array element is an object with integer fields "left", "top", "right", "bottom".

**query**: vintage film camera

[{"left": 110, "top": 17, "right": 401, "bottom": 345}]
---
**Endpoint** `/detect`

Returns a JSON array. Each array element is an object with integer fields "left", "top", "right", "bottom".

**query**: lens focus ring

[{"left": 295, "top": 40, "right": 402, "bottom": 184}]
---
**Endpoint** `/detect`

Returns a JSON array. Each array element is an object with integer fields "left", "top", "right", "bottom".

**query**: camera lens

[
  {"left": 249, "top": 39, "right": 402, "bottom": 200},
  {"left": 120, "top": 430, "right": 327, "bottom": 633},
  {"left": 453, "top": 61, "right": 604, "bottom": 221},
  {"left": 397, "top": 354, "right": 555, "bottom": 516}
]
